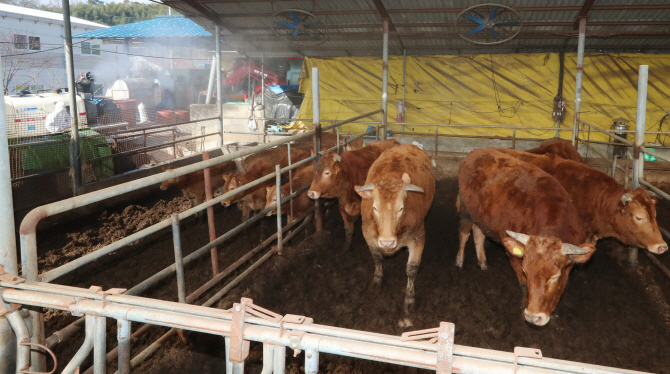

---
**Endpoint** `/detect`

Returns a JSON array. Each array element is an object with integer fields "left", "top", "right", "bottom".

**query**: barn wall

[{"left": 296, "top": 53, "right": 670, "bottom": 144}]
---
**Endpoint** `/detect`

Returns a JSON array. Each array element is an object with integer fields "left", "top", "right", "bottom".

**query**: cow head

[
  {"left": 504, "top": 231, "right": 596, "bottom": 326},
  {"left": 614, "top": 188, "right": 666, "bottom": 254},
  {"left": 221, "top": 173, "right": 248, "bottom": 207},
  {"left": 159, "top": 166, "right": 175, "bottom": 191},
  {"left": 355, "top": 173, "right": 424, "bottom": 250},
  {"left": 308, "top": 151, "right": 344, "bottom": 200},
  {"left": 264, "top": 185, "right": 287, "bottom": 216}
]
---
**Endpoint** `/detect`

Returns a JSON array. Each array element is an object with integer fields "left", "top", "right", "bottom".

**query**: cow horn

[
  {"left": 333, "top": 154, "right": 342, "bottom": 162},
  {"left": 647, "top": 189, "right": 659, "bottom": 199},
  {"left": 318, "top": 151, "right": 325, "bottom": 156},
  {"left": 357, "top": 183, "right": 375, "bottom": 192},
  {"left": 506, "top": 230, "right": 530, "bottom": 245},
  {"left": 621, "top": 192, "right": 633, "bottom": 205},
  {"left": 404, "top": 184, "right": 424, "bottom": 193},
  {"left": 561, "top": 243, "right": 589, "bottom": 256}
]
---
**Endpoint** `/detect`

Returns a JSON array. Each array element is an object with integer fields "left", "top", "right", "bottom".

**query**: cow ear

[
  {"left": 569, "top": 243, "right": 596, "bottom": 264},
  {"left": 647, "top": 189, "right": 659, "bottom": 204},
  {"left": 266, "top": 186, "right": 271, "bottom": 192},
  {"left": 402, "top": 173, "right": 411, "bottom": 184},
  {"left": 223, "top": 174, "right": 230, "bottom": 183},
  {"left": 355, "top": 184, "right": 373, "bottom": 199},
  {"left": 161, "top": 166, "right": 167, "bottom": 172},
  {"left": 502, "top": 237, "right": 525, "bottom": 258}
]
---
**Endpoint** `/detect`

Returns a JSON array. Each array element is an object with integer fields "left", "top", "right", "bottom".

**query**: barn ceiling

[{"left": 158, "top": 0, "right": 670, "bottom": 57}]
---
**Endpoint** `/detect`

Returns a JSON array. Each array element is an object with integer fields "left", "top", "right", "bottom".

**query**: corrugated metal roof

[
  {"left": 156, "top": 0, "right": 670, "bottom": 56},
  {"left": 72, "top": 15, "right": 211, "bottom": 38}
]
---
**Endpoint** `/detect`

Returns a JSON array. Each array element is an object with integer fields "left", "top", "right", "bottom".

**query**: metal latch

[
  {"left": 0, "top": 265, "right": 25, "bottom": 286},
  {"left": 402, "top": 322, "right": 455, "bottom": 374},
  {"left": 513, "top": 346, "right": 543, "bottom": 374},
  {"left": 89, "top": 285, "right": 126, "bottom": 308},
  {"left": 279, "top": 313, "right": 313, "bottom": 356}
]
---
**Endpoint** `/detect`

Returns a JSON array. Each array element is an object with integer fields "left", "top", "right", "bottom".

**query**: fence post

[
  {"left": 629, "top": 65, "right": 648, "bottom": 267},
  {"left": 63, "top": 0, "right": 81, "bottom": 196},
  {"left": 381, "top": 19, "right": 389, "bottom": 140},
  {"left": 632, "top": 65, "right": 648, "bottom": 190},
  {"left": 0, "top": 52, "right": 19, "bottom": 374},
  {"left": 117, "top": 319, "right": 131, "bottom": 374},
  {"left": 275, "top": 165, "right": 283, "bottom": 255},
  {"left": 312, "top": 67, "right": 323, "bottom": 233},
  {"left": 216, "top": 25, "right": 224, "bottom": 147},
  {"left": 202, "top": 151, "right": 219, "bottom": 276},
  {"left": 287, "top": 143, "right": 294, "bottom": 222},
  {"left": 93, "top": 315, "right": 107, "bottom": 374},
  {"left": 572, "top": 18, "right": 586, "bottom": 148}
]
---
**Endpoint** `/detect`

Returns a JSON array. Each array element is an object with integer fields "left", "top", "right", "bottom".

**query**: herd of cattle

[{"left": 159, "top": 134, "right": 667, "bottom": 327}]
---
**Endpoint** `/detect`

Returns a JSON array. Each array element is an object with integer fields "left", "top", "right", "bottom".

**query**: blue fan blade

[
  {"left": 464, "top": 14, "right": 485, "bottom": 24},
  {"left": 495, "top": 20, "right": 520, "bottom": 25},
  {"left": 291, "top": 11, "right": 300, "bottom": 25},
  {"left": 490, "top": 28, "right": 500, "bottom": 40},
  {"left": 305, "top": 30, "right": 321, "bottom": 40},
  {"left": 274, "top": 21, "right": 296, "bottom": 29},
  {"left": 467, "top": 25, "right": 485, "bottom": 34},
  {"left": 291, "top": 28, "right": 300, "bottom": 39},
  {"left": 303, "top": 21, "right": 323, "bottom": 27},
  {"left": 489, "top": 6, "right": 498, "bottom": 20}
]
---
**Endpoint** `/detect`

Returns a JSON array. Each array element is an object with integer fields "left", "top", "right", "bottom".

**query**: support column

[
  {"left": 632, "top": 65, "right": 648, "bottom": 190},
  {"left": 571, "top": 18, "right": 586, "bottom": 147},
  {"left": 312, "top": 67, "right": 322, "bottom": 233},
  {"left": 381, "top": 20, "right": 389, "bottom": 140},
  {"left": 401, "top": 48, "right": 407, "bottom": 132},
  {"left": 215, "top": 25, "right": 223, "bottom": 147},
  {"left": 0, "top": 52, "right": 19, "bottom": 374},
  {"left": 63, "top": 0, "right": 81, "bottom": 195}
]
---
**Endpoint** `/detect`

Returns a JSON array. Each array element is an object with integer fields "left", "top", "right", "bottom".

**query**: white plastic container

[{"left": 137, "top": 102, "right": 148, "bottom": 123}]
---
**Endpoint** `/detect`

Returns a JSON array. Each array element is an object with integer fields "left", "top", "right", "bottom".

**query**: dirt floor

[{"left": 33, "top": 158, "right": 670, "bottom": 374}]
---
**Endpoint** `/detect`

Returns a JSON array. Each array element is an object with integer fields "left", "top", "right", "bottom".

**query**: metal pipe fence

[{"left": 0, "top": 279, "right": 652, "bottom": 374}]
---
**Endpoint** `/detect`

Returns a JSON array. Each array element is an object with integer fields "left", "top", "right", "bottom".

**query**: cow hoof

[
  {"left": 370, "top": 277, "right": 382, "bottom": 289},
  {"left": 479, "top": 261, "right": 488, "bottom": 270},
  {"left": 398, "top": 317, "right": 413, "bottom": 328},
  {"left": 455, "top": 258, "right": 464, "bottom": 269},
  {"left": 404, "top": 298, "right": 415, "bottom": 315}
]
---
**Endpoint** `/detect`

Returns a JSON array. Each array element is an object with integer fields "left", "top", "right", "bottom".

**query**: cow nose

[
  {"left": 308, "top": 190, "right": 319, "bottom": 200},
  {"left": 160, "top": 186, "right": 167, "bottom": 191},
  {"left": 222, "top": 201, "right": 230, "bottom": 207},
  {"left": 378, "top": 237, "right": 397, "bottom": 249},
  {"left": 653, "top": 243, "right": 668, "bottom": 254},
  {"left": 524, "top": 310, "right": 549, "bottom": 326}
]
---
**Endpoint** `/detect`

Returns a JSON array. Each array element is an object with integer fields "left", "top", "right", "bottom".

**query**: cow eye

[
  {"left": 634, "top": 215, "right": 644, "bottom": 222},
  {"left": 398, "top": 206, "right": 404, "bottom": 214},
  {"left": 324, "top": 171, "right": 330, "bottom": 176},
  {"left": 373, "top": 206, "right": 378, "bottom": 212}
]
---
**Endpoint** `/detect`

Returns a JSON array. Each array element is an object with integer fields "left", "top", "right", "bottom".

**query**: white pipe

[
  {"left": 94, "top": 315, "right": 107, "bottom": 374},
  {"left": 206, "top": 56, "right": 216, "bottom": 104},
  {"left": 62, "top": 315, "right": 95, "bottom": 374},
  {"left": 215, "top": 25, "right": 223, "bottom": 146},
  {"left": 117, "top": 319, "right": 131, "bottom": 374},
  {"left": 5, "top": 310, "right": 30, "bottom": 372},
  {"left": 260, "top": 343, "right": 274, "bottom": 374},
  {"left": 572, "top": 18, "right": 586, "bottom": 147},
  {"left": 632, "top": 65, "right": 648, "bottom": 189},
  {"left": 381, "top": 20, "right": 389, "bottom": 140}
]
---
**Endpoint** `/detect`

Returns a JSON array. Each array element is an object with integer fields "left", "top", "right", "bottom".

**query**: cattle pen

[{"left": 3, "top": 2, "right": 670, "bottom": 374}]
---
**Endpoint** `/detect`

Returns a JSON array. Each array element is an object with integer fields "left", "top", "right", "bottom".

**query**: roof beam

[
  {"left": 233, "top": 20, "right": 670, "bottom": 31},
  {"left": 369, "top": 0, "right": 405, "bottom": 49},
  {"left": 573, "top": 0, "right": 595, "bottom": 29},
  {"left": 178, "top": 0, "right": 237, "bottom": 32},
  {"left": 209, "top": 4, "right": 670, "bottom": 17},
  {"left": 240, "top": 44, "right": 670, "bottom": 53}
]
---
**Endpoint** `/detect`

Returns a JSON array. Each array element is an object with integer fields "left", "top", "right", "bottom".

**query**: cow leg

[
  {"left": 472, "top": 225, "right": 488, "bottom": 270},
  {"left": 456, "top": 219, "right": 472, "bottom": 268},
  {"left": 340, "top": 207, "right": 355, "bottom": 251},
  {"left": 507, "top": 254, "right": 527, "bottom": 307},
  {"left": 404, "top": 238, "right": 424, "bottom": 315},
  {"left": 241, "top": 202, "right": 250, "bottom": 220},
  {"left": 370, "top": 246, "right": 384, "bottom": 288}
]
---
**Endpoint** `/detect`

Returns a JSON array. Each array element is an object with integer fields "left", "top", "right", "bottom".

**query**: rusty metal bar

[
  {"left": 202, "top": 151, "right": 219, "bottom": 276},
  {"left": 275, "top": 165, "right": 283, "bottom": 255},
  {"left": 312, "top": 67, "right": 323, "bottom": 234}
]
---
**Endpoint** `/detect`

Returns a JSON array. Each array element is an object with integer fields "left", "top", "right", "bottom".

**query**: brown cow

[
  {"left": 160, "top": 161, "right": 237, "bottom": 211},
  {"left": 459, "top": 149, "right": 595, "bottom": 326},
  {"left": 221, "top": 147, "right": 310, "bottom": 218},
  {"left": 308, "top": 139, "right": 400, "bottom": 250},
  {"left": 355, "top": 144, "right": 435, "bottom": 316},
  {"left": 265, "top": 164, "right": 314, "bottom": 224},
  {"left": 495, "top": 148, "right": 667, "bottom": 254},
  {"left": 525, "top": 138, "right": 584, "bottom": 163}
]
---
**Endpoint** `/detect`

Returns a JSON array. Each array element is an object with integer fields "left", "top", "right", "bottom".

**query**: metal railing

[{"left": 0, "top": 276, "right": 652, "bottom": 374}]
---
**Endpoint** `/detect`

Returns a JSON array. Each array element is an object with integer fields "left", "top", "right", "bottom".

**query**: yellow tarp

[{"left": 296, "top": 53, "right": 670, "bottom": 144}]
